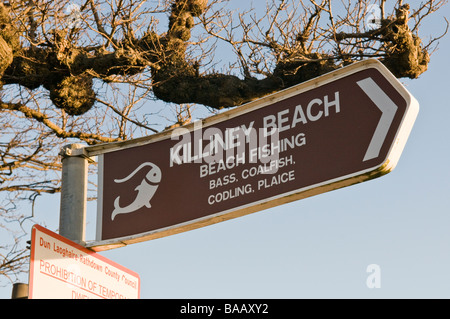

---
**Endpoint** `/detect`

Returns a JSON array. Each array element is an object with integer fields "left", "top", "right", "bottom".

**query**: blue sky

[{"left": 1, "top": 1, "right": 450, "bottom": 299}]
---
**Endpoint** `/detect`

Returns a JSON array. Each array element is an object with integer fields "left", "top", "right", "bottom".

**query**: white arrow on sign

[{"left": 357, "top": 77, "right": 398, "bottom": 162}]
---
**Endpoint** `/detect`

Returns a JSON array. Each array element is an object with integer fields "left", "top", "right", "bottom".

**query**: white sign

[{"left": 29, "top": 224, "right": 140, "bottom": 299}]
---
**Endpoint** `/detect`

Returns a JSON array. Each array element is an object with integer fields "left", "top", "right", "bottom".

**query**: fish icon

[{"left": 111, "top": 162, "right": 162, "bottom": 221}]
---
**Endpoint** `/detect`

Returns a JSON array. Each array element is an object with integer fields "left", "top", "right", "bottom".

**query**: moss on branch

[{"left": 0, "top": 1, "right": 437, "bottom": 114}]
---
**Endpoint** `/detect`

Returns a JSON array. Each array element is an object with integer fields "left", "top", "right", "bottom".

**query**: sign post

[
  {"left": 84, "top": 59, "right": 418, "bottom": 251},
  {"left": 29, "top": 224, "right": 140, "bottom": 299},
  {"left": 59, "top": 143, "right": 92, "bottom": 244}
]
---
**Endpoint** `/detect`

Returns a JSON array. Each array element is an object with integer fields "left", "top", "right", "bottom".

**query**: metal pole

[
  {"left": 59, "top": 143, "right": 90, "bottom": 244},
  {"left": 11, "top": 283, "right": 28, "bottom": 299}
]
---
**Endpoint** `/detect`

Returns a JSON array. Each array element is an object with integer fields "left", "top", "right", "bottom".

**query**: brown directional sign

[{"left": 87, "top": 59, "right": 418, "bottom": 251}]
